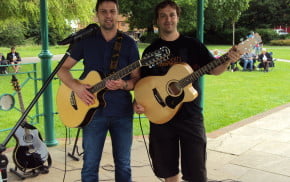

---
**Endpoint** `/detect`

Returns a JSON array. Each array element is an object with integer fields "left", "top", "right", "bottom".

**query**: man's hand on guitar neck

[
  {"left": 227, "top": 46, "right": 243, "bottom": 64},
  {"left": 210, "top": 46, "right": 242, "bottom": 75}
]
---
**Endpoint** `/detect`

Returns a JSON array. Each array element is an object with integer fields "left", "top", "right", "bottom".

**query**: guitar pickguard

[
  {"left": 153, "top": 88, "right": 166, "bottom": 107},
  {"left": 165, "top": 91, "right": 185, "bottom": 109}
]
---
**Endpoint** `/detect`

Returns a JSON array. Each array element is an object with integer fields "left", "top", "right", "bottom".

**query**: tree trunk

[
  {"left": 232, "top": 22, "right": 235, "bottom": 45},
  {"left": 147, "top": 24, "right": 154, "bottom": 34}
]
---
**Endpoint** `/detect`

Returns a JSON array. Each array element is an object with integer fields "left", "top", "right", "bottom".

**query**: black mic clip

[{"left": 57, "top": 23, "right": 99, "bottom": 45}]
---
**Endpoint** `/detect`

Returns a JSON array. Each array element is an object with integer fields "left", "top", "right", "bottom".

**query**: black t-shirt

[{"left": 141, "top": 35, "right": 214, "bottom": 121}]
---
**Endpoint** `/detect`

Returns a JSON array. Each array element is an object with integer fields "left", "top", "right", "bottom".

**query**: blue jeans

[
  {"left": 81, "top": 110, "right": 133, "bottom": 182},
  {"left": 243, "top": 59, "right": 253, "bottom": 70}
]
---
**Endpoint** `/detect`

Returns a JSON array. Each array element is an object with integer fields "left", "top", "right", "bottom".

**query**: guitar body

[
  {"left": 56, "top": 70, "right": 104, "bottom": 128},
  {"left": 13, "top": 123, "right": 49, "bottom": 171},
  {"left": 134, "top": 63, "right": 198, "bottom": 124}
]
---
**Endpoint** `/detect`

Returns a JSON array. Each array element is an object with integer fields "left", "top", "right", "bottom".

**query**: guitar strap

[{"left": 108, "top": 30, "right": 123, "bottom": 75}]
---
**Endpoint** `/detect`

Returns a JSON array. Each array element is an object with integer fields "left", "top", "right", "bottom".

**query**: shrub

[
  {"left": 0, "top": 22, "right": 25, "bottom": 47},
  {"left": 139, "top": 32, "right": 159, "bottom": 43},
  {"left": 254, "top": 28, "right": 279, "bottom": 44},
  {"left": 270, "top": 39, "right": 290, "bottom": 46},
  {"left": 205, "top": 27, "right": 252, "bottom": 45}
]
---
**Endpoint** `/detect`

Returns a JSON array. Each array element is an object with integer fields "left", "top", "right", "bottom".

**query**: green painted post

[
  {"left": 197, "top": 0, "right": 205, "bottom": 111},
  {"left": 39, "top": 0, "right": 58, "bottom": 146}
]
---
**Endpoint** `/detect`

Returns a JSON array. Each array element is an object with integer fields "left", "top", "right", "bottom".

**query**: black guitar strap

[{"left": 108, "top": 31, "right": 123, "bottom": 74}]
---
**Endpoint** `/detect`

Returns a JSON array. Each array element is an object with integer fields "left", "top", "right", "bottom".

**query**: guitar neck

[
  {"left": 178, "top": 54, "right": 229, "bottom": 88},
  {"left": 89, "top": 61, "right": 141, "bottom": 93},
  {"left": 16, "top": 89, "right": 28, "bottom": 123},
  {"left": 178, "top": 33, "right": 262, "bottom": 88}
]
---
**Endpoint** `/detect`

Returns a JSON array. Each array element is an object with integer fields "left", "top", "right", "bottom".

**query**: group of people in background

[
  {"left": 213, "top": 46, "right": 273, "bottom": 72},
  {"left": 0, "top": 46, "right": 22, "bottom": 74}
]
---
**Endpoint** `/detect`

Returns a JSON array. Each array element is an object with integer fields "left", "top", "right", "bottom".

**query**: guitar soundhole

[
  {"left": 23, "top": 134, "right": 34, "bottom": 143},
  {"left": 168, "top": 81, "right": 181, "bottom": 96}
]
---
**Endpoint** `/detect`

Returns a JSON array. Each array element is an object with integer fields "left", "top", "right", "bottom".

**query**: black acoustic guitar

[{"left": 11, "top": 75, "right": 51, "bottom": 172}]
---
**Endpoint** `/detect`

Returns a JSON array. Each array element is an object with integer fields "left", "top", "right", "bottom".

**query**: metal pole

[
  {"left": 196, "top": 0, "right": 205, "bottom": 110},
  {"left": 39, "top": 0, "right": 58, "bottom": 146}
]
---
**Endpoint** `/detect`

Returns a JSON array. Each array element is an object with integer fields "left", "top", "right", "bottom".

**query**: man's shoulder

[
  {"left": 144, "top": 38, "right": 162, "bottom": 51},
  {"left": 179, "top": 34, "right": 200, "bottom": 44},
  {"left": 121, "top": 32, "right": 135, "bottom": 42}
]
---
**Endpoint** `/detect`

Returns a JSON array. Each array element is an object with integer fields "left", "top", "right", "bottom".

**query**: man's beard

[
  {"left": 101, "top": 21, "right": 115, "bottom": 31},
  {"left": 162, "top": 29, "right": 175, "bottom": 35}
]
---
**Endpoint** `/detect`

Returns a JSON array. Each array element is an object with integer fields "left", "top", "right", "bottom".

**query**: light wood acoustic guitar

[
  {"left": 57, "top": 46, "right": 170, "bottom": 128},
  {"left": 134, "top": 34, "right": 262, "bottom": 124}
]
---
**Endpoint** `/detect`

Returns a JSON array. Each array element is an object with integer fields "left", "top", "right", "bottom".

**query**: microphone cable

[{"left": 137, "top": 114, "right": 164, "bottom": 182}]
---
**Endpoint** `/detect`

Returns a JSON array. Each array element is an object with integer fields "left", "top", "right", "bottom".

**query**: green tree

[
  {"left": 0, "top": 0, "right": 96, "bottom": 45},
  {"left": 205, "top": 0, "right": 251, "bottom": 44},
  {"left": 119, "top": 0, "right": 201, "bottom": 34},
  {"left": 236, "top": 0, "right": 290, "bottom": 30}
]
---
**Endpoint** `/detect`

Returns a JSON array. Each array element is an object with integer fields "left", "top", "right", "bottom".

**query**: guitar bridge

[
  {"left": 153, "top": 88, "right": 166, "bottom": 107},
  {"left": 70, "top": 92, "right": 78, "bottom": 110}
]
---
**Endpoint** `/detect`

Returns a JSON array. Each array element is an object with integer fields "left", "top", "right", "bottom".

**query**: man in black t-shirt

[
  {"left": 7, "top": 46, "right": 21, "bottom": 73},
  {"left": 134, "top": 1, "right": 241, "bottom": 182}
]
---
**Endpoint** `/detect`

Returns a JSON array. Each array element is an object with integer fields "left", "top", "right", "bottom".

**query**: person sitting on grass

[
  {"left": 241, "top": 52, "right": 255, "bottom": 71},
  {"left": 258, "top": 48, "right": 272, "bottom": 72},
  {"left": 7, "top": 46, "right": 21, "bottom": 73}
]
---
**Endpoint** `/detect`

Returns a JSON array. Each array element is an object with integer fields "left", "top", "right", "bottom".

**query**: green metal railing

[{"left": 0, "top": 62, "right": 41, "bottom": 132}]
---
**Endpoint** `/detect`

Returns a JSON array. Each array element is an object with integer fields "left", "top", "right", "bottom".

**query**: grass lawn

[{"left": 0, "top": 43, "right": 290, "bottom": 148}]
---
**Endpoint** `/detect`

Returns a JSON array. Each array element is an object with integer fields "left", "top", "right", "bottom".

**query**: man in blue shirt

[{"left": 57, "top": 0, "right": 140, "bottom": 181}]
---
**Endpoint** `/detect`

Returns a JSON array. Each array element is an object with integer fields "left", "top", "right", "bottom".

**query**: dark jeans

[{"left": 82, "top": 110, "right": 133, "bottom": 182}]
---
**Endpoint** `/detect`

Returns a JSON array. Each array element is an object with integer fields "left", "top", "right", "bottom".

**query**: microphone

[{"left": 57, "top": 23, "right": 99, "bottom": 45}]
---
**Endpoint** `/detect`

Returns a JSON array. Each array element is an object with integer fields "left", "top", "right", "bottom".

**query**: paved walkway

[{"left": 3, "top": 103, "right": 290, "bottom": 182}]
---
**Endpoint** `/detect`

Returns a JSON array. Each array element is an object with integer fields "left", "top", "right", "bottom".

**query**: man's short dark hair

[
  {"left": 95, "top": 0, "right": 119, "bottom": 12},
  {"left": 154, "top": 0, "right": 181, "bottom": 23}
]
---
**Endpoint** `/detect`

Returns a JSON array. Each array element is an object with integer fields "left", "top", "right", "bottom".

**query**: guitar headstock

[
  {"left": 141, "top": 46, "right": 170, "bottom": 68},
  {"left": 11, "top": 75, "right": 21, "bottom": 92},
  {"left": 237, "top": 33, "right": 262, "bottom": 54}
]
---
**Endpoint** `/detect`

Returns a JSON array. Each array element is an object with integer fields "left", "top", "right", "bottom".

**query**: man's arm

[
  {"left": 16, "top": 52, "right": 21, "bottom": 61},
  {"left": 124, "top": 69, "right": 140, "bottom": 90},
  {"left": 57, "top": 56, "right": 95, "bottom": 105},
  {"left": 210, "top": 47, "right": 242, "bottom": 75}
]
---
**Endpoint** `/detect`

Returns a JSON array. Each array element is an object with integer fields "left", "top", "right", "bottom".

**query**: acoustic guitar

[
  {"left": 134, "top": 34, "right": 262, "bottom": 124},
  {"left": 11, "top": 75, "right": 50, "bottom": 172},
  {"left": 57, "top": 46, "right": 170, "bottom": 128}
]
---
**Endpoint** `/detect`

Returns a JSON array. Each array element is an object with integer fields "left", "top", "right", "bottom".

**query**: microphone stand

[{"left": 0, "top": 23, "right": 98, "bottom": 179}]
